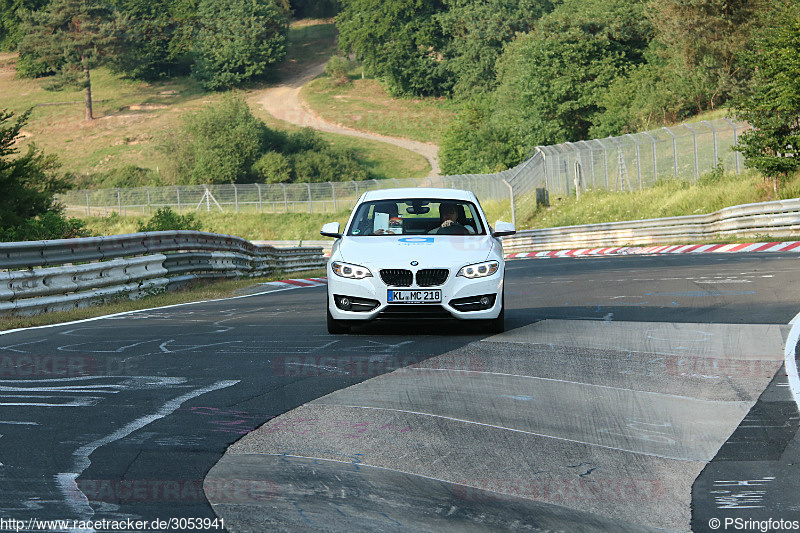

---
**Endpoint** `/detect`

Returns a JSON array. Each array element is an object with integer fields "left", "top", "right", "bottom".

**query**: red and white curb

[
  {"left": 505, "top": 241, "right": 800, "bottom": 259},
  {"left": 259, "top": 277, "right": 328, "bottom": 289}
]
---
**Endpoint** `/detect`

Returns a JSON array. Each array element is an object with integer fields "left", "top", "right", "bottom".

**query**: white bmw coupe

[{"left": 320, "top": 188, "right": 515, "bottom": 334}]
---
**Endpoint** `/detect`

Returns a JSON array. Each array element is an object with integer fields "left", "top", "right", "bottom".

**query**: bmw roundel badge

[{"left": 410, "top": 261, "right": 419, "bottom": 266}]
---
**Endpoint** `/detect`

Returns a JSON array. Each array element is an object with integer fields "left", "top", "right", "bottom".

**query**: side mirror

[
  {"left": 320, "top": 222, "right": 342, "bottom": 238},
  {"left": 492, "top": 221, "right": 516, "bottom": 238}
]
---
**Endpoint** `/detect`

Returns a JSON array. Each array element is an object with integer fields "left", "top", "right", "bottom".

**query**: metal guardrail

[
  {"left": 501, "top": 199, "right": 800, "bottom": 253},
  {"left": 0, "top": 231, "right": 326, "bottom": 317}
]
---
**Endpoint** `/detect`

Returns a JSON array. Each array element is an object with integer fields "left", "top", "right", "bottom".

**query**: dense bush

[
  {"left": 0, "top": 211, "right": 92, "bottom": 242},
  {"left": 161, "top": 95, "right": 369, "bottom": 184},
  {"left": 0, "top": 109, "right": 71, "bottom": 231},
  {"left": 136, "top": 207, "right": 203, "bottom": 232}
]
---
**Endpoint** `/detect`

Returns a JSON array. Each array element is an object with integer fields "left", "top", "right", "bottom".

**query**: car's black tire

[{"left": 327, "top": 304, "right": 350, "bottom": 334}]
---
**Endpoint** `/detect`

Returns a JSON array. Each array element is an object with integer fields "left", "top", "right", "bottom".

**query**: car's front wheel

[{"left": 327, "top": 303, "right": 350, "bottom": 334}]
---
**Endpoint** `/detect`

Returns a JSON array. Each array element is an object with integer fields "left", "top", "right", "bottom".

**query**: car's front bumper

[{"left": 326, "top": 263, "right": 504, "bottom": 322}]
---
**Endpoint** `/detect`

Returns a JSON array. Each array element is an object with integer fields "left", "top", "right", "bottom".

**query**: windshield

[{"left": 346, "top": 199, "right": 486, "bottom": 236}]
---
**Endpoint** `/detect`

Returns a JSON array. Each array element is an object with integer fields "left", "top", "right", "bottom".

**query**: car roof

[{"left": 360, "top": 188, "right": 477, "bottom": 202}]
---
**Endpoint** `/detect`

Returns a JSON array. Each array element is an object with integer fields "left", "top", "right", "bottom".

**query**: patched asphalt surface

[{"left": 0, "top": 252, "right": 798, "bottom": 531}]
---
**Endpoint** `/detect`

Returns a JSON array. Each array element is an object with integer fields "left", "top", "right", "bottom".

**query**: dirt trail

[{"left": 254, "top": 63, "right": 440, "bottom": 178}]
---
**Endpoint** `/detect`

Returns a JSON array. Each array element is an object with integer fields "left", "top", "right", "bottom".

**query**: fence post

[
  {"left": 662, "top": 127, "right": 679, "bottom": 178},
  {"left": 328, "top": 181, "right": 337, "bottom": 212},
  {"left": 146, "top": 187, "right": 151, "bottom": 214},
  {"left": 625, "top": 134, "right": 643, "bottom": 191},
  {"left": 724, "top": 118, "right": 742, "bottom": 174},
  {"left": 116, "top": 189, "right": 122, "bottom": 215},
  {"left": 175, "top": 187, "right": 181, "bottom": 213},
  {"left": 703, "top": 120, "right": 719, "bottom": 166},
  {"left": 306, "top": 183, "right": 313, "bottom": 213},
  {"left": 233, "top": 184, "right": 239, "bottom": 212},
  {"left": 642, "top": 132, "right": 658, "bottom": 182},
  {"left": 502, "top": 179, "right": 516, "bottom": 228},
  {"left": 353, "top": 180, "right": 359, "bottom": 200},
  {"left": 256, "top": 183, "right": 262, "bottom": 212},
  {"left": 281, "top": 183, "right": 288, "bottom": 213},
  {"left": 684, "top": 124, "right": 700, "bottom": 181},
  {"left": 593, "top": 139, "right": 609, "bottom": 190},
  {"left": 579, "top": 141, "right": 595, "bottom": 189},
  {"left": 85, "top": 190, "right": 91, "bottom": 216}
]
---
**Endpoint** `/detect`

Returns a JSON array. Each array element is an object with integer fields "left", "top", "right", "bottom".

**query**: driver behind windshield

[{"left": 429, "top": 202, "right": 475, "bottom": 234}]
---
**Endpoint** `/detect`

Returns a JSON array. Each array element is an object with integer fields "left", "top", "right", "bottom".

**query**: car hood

[{"left": 337, "top": 235, "right": 495, "bottom": 269}]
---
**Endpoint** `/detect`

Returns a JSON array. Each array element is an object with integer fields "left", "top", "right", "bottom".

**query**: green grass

[
  {"left": 83, "top": 210, "right": 356, "bottom": 241},
  {"left": 516, "top": 169, "right": 800, "bottom": 231},
  {"left": 0, "top": 19, "right": 428, "bottom": 185},
  {"left": 0, "top": 268, "right": 326, "bottom": 332},
  {"left": 300, "top": 76, "right": 458, "bottom": 145}
]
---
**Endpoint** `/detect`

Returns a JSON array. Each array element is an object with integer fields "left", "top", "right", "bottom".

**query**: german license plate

[{"left": 387, "top": 289, "right": 441, "bottom": 304}]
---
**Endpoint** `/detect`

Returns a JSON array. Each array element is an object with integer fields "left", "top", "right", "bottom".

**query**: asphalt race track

[{"left": 1, "top": 252, "right": 798, "bottom": 532}]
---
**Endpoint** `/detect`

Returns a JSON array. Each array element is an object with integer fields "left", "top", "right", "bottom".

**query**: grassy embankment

[
  {"left": 300, "top": 68, "right": 458, "bottom": 145},
  {"left": 0, "top": 20, "right": 429, "bottom": 187}
]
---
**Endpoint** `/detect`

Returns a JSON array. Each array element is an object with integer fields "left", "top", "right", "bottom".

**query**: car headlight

[
  {"left": 457, "top": 260, "right": 500, "bottom": 279},
  {"left": 331, "top": 261, "right": 373, "bottom": 279}
]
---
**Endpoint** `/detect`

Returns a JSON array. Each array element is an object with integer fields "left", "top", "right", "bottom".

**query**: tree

[
  {"left": 290, "top": 0, "right": 338, "bottom": 18},
  {"left": 337, "top": 0, "right": 450, "bottom": 97},
  {"left": 436, "top": 0, "right": 555, "bottom": 99},
  {"left": 732, "top": 1, "right": 800, "bottom": 191},
  {"left": 192, "top": 0, "right": 289, "bottom": 90},
  {"left": 648, "top": 0, "right": 767, "bottom": 111},
  {"left": 162, "top": 94, "right": 267, "bottom": 184},
  {"left": 19, "top": 0, "right": 122, "bottom": 121},
  {"left": 440, "top": 0, "right": 652, "bottom": 172},
  {"left": 106, "top": 0, "right": 197, "bottom": 79},
  {"left": 0, "top": 109, "right": 70, "bottom": 232},
  {"left": 0, "top": 0, "right": 49, "bottom": 50}
]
